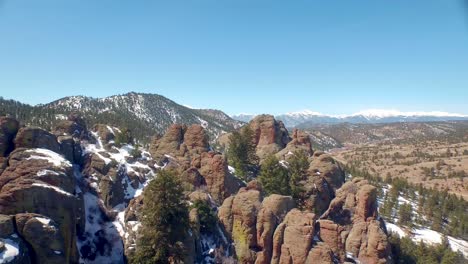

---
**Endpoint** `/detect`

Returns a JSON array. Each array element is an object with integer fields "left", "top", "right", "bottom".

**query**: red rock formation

[
  {"left": 248, "top": 115, "right": 290, "bottom": 160},
  {"left": 276, "top": 129, "right": 313, "bottom": 159},
  {"left": 218, "top": 183, "right": 263, "bottom": 263},
  {"left": 0, "top": 148, "right": 82, "bottom": 263}
]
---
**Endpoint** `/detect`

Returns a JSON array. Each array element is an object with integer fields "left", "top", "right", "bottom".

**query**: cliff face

[
  {"left": 217, "top": 164, "right": 391, "bottom": 264},
  {"left": 0, "top": 114, "right": 391, "bottom": 264}
]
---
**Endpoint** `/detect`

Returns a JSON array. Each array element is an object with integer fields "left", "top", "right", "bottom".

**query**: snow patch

[
  {"left": 26, "top": 148, "right": 72, "bottom": 168},
  {"left": 0, "top": 238, "right": 20, "bottom": 263},
  {"left": 32, "top": 183, "right": 74, "bottom": 197},
  {"left": 35, "top": 217, "right": 51, "bottom": 226}
]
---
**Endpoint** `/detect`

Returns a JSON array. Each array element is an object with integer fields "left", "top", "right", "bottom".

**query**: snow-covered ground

[
  {"left": 379, "top": 184, "right": 468, "bottom": 258},
  {"left": 77, "top": 130, "right": 158, "bottom": 263}
]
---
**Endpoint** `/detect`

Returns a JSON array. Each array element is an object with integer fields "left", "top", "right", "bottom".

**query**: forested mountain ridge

[{"left": 0, "top": 92, "right": 243, "bottom": 142}]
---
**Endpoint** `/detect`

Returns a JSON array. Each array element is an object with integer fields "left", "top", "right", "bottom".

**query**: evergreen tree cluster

[
  {"left": 389, "top": 233, "right": 465, "bottom": 264},
  {"left": 226, "top": 126, "right": 259, "bottom": 181},
  {"left": 345, "top": 164, "right": 468, "bottom": 240},
  {"left": 131, "top": 170, "right": 189, "bottom": 264},
  {"left": 258, "top": 151, "right": 310, "bottom": 206}
]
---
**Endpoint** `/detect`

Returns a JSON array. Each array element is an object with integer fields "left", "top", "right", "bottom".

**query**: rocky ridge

[{"left": 0, "top": 113, "right": 391, "bottom": 264}]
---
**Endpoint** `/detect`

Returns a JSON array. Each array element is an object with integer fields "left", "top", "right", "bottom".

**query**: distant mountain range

[
  {"left": 0, "top": 92, "right": 243, "bottom": 141},
  {"left": 232, "top": 109, "right": 468, "bottom": 128}
]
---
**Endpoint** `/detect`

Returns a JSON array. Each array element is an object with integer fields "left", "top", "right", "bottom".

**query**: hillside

[
  {"left": 303, "top": 121, "right": 468, "bottom": 147},
  {"left": 0, "top": 92, "right": 243, "bottom": 142}
]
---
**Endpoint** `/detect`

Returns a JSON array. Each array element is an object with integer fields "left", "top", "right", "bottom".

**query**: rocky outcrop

[
  {"left": 0, "top": 214, "right": 32, "bottom": 264},
  {"left": 319, "top": 178, "right": 392, "bottom": 263},
  {"left": 14, "top": 127, "right": 61, "bottom": 154},
  {"left": 287, "top": 152, "right": 346, "bottom": 215},
  {"left": 93, "top": 124, "right": 116, "bottom": 143},
  {"left": 150, "top": 124, "right": 242, "bottom": 204},
  {"left": 198, "top": 152, "right": 243, "bottom": 203},
  {"left": 218, "top": 182, "right": 263, "bottom": 263},
  {"left": 15, "top": 213, "right": 69, "bottom": 264},
  {"left": 0, "top": 148, "right": 82, "bottom": 264},
  {"left": 150, "top": 124, "right": 187, "bottom": 160},
  {"left": 184, "top": 124, "right": 210, "bottom": 156},
  {"left": 276, "top": 129, "right": 313, "bottom": 159},
  {"left": 219, "top": 177, "right": 391, "bottom": 264},
  {"left": 271, "top": 209, "right": 316, "bottom": 264},
  {"left": 248, "top": 115, "right": 290, "bottom": 160},
  {"left": 256, "top": 195, "right": 295, "bottom": 264},
  {"left": 308, "top": 152, "right": 345, "bottom": 191}
]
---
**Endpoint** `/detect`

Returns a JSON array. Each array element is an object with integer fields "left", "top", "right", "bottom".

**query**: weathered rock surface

[
  {"left": 308, "top": 152, "right": 345, "bottom": 191},
  {"left": 150, "top": 124, "right": 187, "bottom": 160},
  {"left": 0, "top": 148, "right": 82, "bottom": 263},
  {"left": 150, "top": 124, "right": 242, "bottom": 204},
  {"left": 199, "top": 152, "right": 243, "bottom": 203},
  {"left": 248, "top": 115, "right": 290, "bottom": 160},
  {"left": 256, "top": 195, "right": 295, "bottom": 264},
  {"left": 15, "top": 213, "right": 68, "bottom": 264},
  {"left": 276, "top": 129, "right": 313, "bottom": 159},
  {"left": 319, "top": 178, "right": 392, "bottom": 263},
  {"left": 271, "top": 209, "right": 316, "bottom": 264},
  {"left": 219, "top": 177, "right": 391, "bottom": 264},
  {"left": 14, "top": 127, "right": 61, "bottom": 154},
  {"left": 218, "top": 182, "right": 263, "bottom": 263}
]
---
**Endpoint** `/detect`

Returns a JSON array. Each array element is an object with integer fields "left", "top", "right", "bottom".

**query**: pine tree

[
  {"left": 227, "top": 126, "right": 259, "bottom": 181},
  {"left": 258, "top": 155, "right": 291, "bottom": 196},
  {"left": 398, "top": 203, "right": 413, "bottom": 227},
  {"left": 287, "top": 150, "right": 309, "bottom": 206},
  {"left": 131, "top": 170, "right": 189, "bottom": 264}
]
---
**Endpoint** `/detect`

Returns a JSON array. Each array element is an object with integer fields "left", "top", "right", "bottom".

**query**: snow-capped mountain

[
  {"left": 0, "top": 92, "right": 243, "bottom": 141},
  {"left": 232, "top": 109, "right": 468, "bottom": 127}
]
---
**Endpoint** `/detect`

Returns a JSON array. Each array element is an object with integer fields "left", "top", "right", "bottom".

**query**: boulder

[
  {"left": 15, "top": 213, "right": 68, "bottom": 264},
  {"left": 0, "top": 116, "right": 19, "bottom": 157},
  {"left": 308, "top": 153, "right": 345, "bottom": 191},
  {"left": 14, "top": 127, "right": 61, "bottom": 153},
  {"left": 0, "top": 214, "right": 31, "bottom": 264}
]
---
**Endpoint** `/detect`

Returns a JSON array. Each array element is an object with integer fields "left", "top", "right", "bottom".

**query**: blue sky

[{"left": 0, "top": 0, "right": 467, "bottom": 115}]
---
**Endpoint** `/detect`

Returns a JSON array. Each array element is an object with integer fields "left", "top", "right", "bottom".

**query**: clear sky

[{"left": 0, "top": 0, "right": 467, "bottom": 115}]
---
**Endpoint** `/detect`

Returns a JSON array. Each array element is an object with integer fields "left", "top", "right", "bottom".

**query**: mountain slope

[
  {"left": 233, "top": 109, "right": 468, "bottom": 127},
  {"left": 0, "top": 92, "right": 243, "bottom": 141}
]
